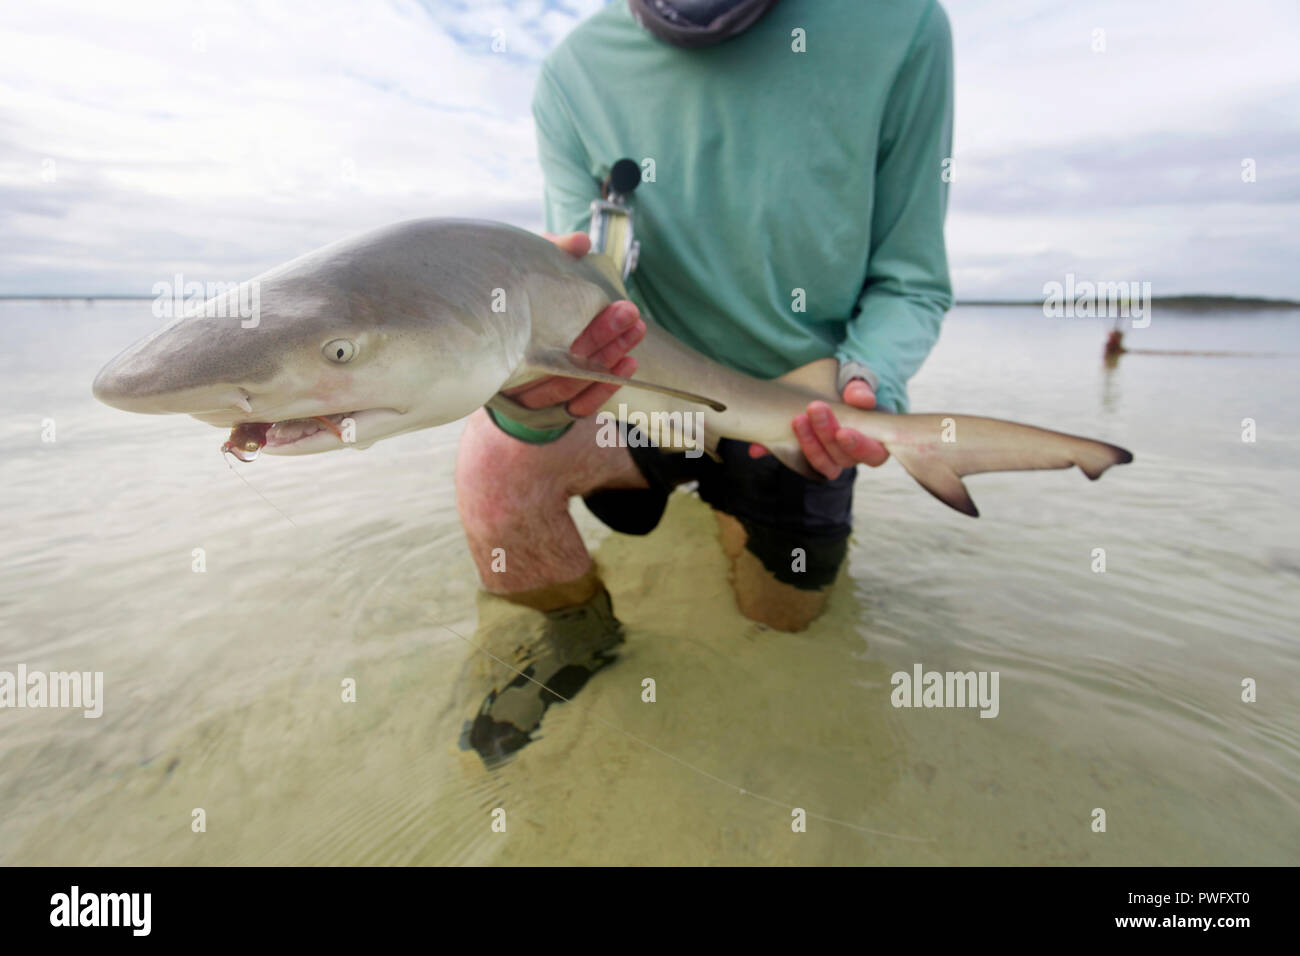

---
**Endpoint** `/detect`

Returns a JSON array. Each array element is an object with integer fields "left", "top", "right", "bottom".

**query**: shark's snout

[
  {"left": 93, "top": 354, "right": 253, "bottom": 419},
  {"left": 90, "top": 360, "right": 130, "bottom": 409},
  {"left": 91, "top": 358, "right": 158, "bottom": 412},
  {"left": 91, "top": 355, "right": 166, "bottom": 413},
  {"left": 91, "top": 306, "right": 273, "bottom": 419}
]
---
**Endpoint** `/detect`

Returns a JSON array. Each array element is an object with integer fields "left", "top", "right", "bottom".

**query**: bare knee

[
  {"left": 714, "top": 511, "right": 747, "bottom": 561},
  {"left": 712, "top": 511, "right": 835, "bottom": 631},
  {"left": 455, "top": 410, "right": 567, "bottom": 533},
  {"left": 731, "top": 550, "right": 832, "bottom": 631},
  {"left": 455, "top": 409, "right": 645, "bottom": 546}
]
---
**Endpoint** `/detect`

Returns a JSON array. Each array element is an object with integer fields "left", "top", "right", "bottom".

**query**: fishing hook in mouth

[
  {"left": 221, "top": 443, "right": 258, "bottom": 463},
  {"left": 221, "top": 421, "right": 271, "bottom": 461}
]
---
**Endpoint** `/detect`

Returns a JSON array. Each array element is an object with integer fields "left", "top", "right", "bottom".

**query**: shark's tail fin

[{"left": 848, "top": 411, "right": 1133, "bottom": 518}]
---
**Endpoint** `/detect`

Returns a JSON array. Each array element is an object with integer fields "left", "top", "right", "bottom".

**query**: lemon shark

[{"left": 92, "top": 219, "right": 1132, "bottom": 516}]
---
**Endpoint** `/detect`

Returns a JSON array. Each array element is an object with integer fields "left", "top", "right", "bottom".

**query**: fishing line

[
  {"left": 1119, "top": 349, "right": 1292, "bottom": 358},
  {"left": 222, "top": 450, "right": 300, "bottom": 528},
  {"left": 222, "top": 453, "right": 932, "bottom": 844}
]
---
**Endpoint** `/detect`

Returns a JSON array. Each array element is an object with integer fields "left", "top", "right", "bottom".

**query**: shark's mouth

[{"left": 222, "top": 410, "right": 395, "bottom": 461}]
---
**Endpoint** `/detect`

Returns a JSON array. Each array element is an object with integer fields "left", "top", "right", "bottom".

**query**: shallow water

[{"left": 1, "top": 300, "right": 1297, "bottom": 865}]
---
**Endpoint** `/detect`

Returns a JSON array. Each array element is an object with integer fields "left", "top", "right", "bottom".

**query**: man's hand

[
  {"left": 502, "top": 231, "right": 646, "bottom": 417},
  {"left": 748, "top": 376, "right": 890, "bottom": 480}
]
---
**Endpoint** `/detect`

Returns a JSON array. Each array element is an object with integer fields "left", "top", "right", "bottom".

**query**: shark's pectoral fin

[
  {"left": 878, "top": 414, "right": 1134, "bottom": 519},
  {"left": 525, "top": 349, "right": 727, "bottom": 412}
]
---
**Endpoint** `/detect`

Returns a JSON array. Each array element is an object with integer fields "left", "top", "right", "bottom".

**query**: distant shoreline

[
  {"left": 0, "top": 295, "right": 159, "bottom": 301},
  {"left": 958, "top": 296, "right": 1300, "bottom": 310},
  {"left": 1, "top": 294, "right": 1298, "bottom": 310}
]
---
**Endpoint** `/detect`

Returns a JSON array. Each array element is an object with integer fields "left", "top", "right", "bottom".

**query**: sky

[{"left": 0, "top": 0, "right": 1297, "bottom": 299}]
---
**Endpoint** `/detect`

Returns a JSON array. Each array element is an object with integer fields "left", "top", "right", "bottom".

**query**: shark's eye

[{"left": 323, "top": 339, "right": 356, "bottom": 363}]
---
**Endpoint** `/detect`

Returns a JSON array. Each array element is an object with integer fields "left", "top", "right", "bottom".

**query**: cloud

[
  {"left": 0, "top": 0, "right": 1297, "bottom": 297},
  {"left": 944, "top": 0, "right": 1300, "bottom": 297},
  {"left": 0, "top": 0, "right": 582, "bottom": 293}
]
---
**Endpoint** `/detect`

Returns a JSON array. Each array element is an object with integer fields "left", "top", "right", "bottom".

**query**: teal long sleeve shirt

[{"left": 531, "top": 0, "right": 953, "bottom": 415}]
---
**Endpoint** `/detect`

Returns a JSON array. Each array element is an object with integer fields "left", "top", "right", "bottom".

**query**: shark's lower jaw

[
  {"left": 265, "top": 412, "right": 350, "bottom": 448},
  {"left": 223, "top": 408, "right": 404, "bottom": 460}
]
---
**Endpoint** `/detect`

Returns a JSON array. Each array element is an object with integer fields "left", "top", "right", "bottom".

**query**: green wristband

[{"left": 484, "top": 405, "right": 575, "bottom": 445}]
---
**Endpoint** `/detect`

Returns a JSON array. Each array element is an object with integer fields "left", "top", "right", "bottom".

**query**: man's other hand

[{"left": 748, "top": 375, "right": 890, "bottom": 480}]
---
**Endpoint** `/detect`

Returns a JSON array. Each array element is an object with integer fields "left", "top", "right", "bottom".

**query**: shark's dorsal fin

[
  {"left": 524, "top": 348, "right": 727, "bottom": 412},
  {"left": 581, "top": 252, "right": 628, "bottom": 298}
]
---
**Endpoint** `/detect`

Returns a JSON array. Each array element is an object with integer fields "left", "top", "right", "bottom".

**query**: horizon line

[{"left": 2, "top": 293, "right": 1297, "bottom": 308}]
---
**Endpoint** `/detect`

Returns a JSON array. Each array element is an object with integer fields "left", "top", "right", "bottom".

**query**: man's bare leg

[
  {"left": 455, "top": 408, "right": 651, "bottom": 761},
  {"left": 455, "top": 409, "right": 648, "bottom": 608},
  {"left": 714, "top": 511, "right": 832, "bottom": 632}
]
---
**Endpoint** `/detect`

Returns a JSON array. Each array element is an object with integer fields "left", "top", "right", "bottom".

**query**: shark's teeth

[
  {"left": 266, "top": 418, "right": 325, "bottom": 445},
  {"left": 264, "top": 411, "right": 357, "bottom": 446},
  {"left": 244, "top": 408, "right": 399, "bottom": 453}
]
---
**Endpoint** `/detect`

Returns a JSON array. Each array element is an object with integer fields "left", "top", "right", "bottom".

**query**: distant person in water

[
  {"left": 456, "top": 0, "right": 954, "bottom": 761},
  {"left": 1105, "top": 329, "right": 1127, "bottom": 358}
]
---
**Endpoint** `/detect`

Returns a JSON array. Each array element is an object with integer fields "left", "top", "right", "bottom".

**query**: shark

[{"left": 92, "top": 218, "right": 1132, "bottom": 516}]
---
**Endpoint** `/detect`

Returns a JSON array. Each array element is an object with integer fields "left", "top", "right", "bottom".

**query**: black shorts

[{"left": 582, "top": 437, "right": 855, "bottom": 591}]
